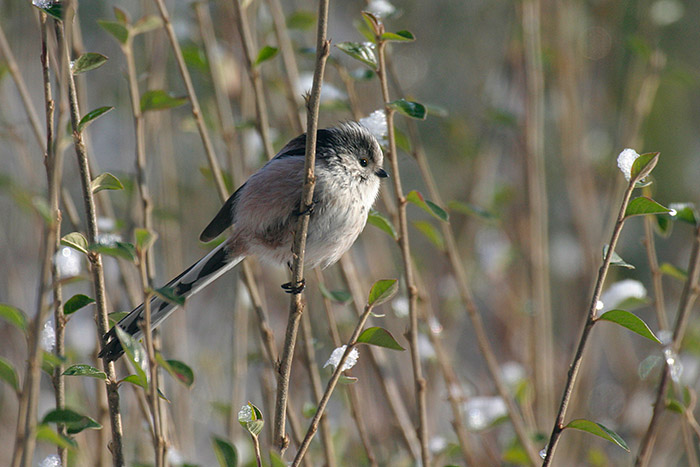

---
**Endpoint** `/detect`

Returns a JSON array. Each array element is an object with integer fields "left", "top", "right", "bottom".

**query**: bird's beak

[{"left": 375, "top": 168, "right": 389, "bottom": 178}]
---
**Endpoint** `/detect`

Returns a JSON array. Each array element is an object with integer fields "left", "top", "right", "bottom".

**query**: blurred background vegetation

[{"left": 1, "top": 0, "right": 699, "bottom": 465}]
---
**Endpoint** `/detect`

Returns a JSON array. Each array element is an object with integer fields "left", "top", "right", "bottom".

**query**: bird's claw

[{"left": 281, "top": 279, "right": 306, "bottom": 294}]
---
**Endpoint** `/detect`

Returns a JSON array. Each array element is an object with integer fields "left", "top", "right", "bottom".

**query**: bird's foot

[{"left": 281, "top": 278, "right": 306, "bottom": 294}]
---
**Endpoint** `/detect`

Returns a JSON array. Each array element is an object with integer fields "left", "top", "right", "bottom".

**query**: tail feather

[{"left": 98, "top": 241, "right": 243, "bottom": 362}]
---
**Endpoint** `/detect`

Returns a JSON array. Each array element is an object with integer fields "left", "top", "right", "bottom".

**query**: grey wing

[{"left": 199, "top": 184, "right": 245, "bottom": 242}]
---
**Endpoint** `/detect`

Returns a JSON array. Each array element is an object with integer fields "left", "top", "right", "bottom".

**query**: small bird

[{"left": 99, "top": 122, "right": 387, "bottom": 361}]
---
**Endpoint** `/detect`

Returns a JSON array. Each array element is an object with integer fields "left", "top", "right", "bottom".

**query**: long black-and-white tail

[{"left": 99, "top": 241, "right": 243, "bottom": 362}]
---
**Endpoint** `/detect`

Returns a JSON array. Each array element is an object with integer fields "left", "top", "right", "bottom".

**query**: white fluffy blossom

[
  {"left": 324, "top": 345, "right": 359, "bottom": 372},
  {"left": 39, "top": 455, "right": 61, "bottom": 467},
  {"left": 617, "top": 148, "right": 640, "bottom": 181},
  {"left": 366, "top": 0, "right": 397, "bottom": 18},
  {"left": 41, "top": 320, "right": 56, "bottom": 351},
  {"left": 54, "top": 246, "right": 82, "bottom": 278},
  {"left": 359, "top": 110, "right": 388, "bottom": 145}
]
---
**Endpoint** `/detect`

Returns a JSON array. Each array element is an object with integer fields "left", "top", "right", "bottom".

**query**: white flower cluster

[
  {"left": 324, "top": 345, "right": 359, "bottom": 372},
  {"left": 617, "top": 148, "right": 640, "bottom": 181}
]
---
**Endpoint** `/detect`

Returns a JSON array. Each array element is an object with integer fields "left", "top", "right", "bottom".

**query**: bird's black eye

[{"left": 360, "top": 158, "right": 368, "bottom": 167}]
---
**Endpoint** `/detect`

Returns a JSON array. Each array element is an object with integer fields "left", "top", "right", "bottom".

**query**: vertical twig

[
  {"left": 374, "top": 24, "right": 430, "bottom": 466},
  {"left": 521, "top": 0, "right": 554, "bottom": 428},
  {"left": 56, "top": 17, "right": 126, "bottom": 467},
  {"left": 385, "top": 56, "right": 540, "bottom": 465},
  {"left": 543, "top": 171, "right": 646, "bottom": 465},
  {"left": 273, "top": 0, "right": 330, "bottom": 453},
  {"left": 635, "top": 225, "right": 700, "bottom": 466},
  {"left": 231, "top": 0, "right": 276, "bottom": 159},
  {"left": 39, "top": 12, "right": 68, "bottom": 465}
]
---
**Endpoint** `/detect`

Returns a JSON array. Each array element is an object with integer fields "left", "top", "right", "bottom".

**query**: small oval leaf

[
  {"left": 135, "top": 228, "right": 158, "bottom": 253},
  {"left": 115, "top": 326, "right": 148, "bottom": 388},
  {"left": 72, "top": 52, "right": 108, "bottom": 75},
  {"left": 63, "top": 364, "right": 107, "bottom": 380},
  {"left": 318, "top": 283, "right": 352, "bottom": 304},
  {"left": 78, "top": 106, "right": 114, "bottom": 132},
  {"left": 287, "top": 10, "right": 316, "bottom": 30},
  {"left": 625, "top": 197, "right": 671, "bottom": 218},
  {"left": 98, "top": 20, "right": 129, "bottom": 45},
  {"left": 213, "top": 436, "right": 238, "bottom": 467},
  {"left": 660, "top": 262, "right": 687, "bottom": 281},
  {"left": 61, "top": 232, "right": 89, "bottom": 255},
  {"left": 42, "top": 408, "right": 102, "bottom": 434},
  {"left": 630, "top": 152, "right": 659, "bottom": 182},
  {"left": 368, "top": 209, "right": 398, "bottom": 239},
  {"left": 406, "top": 190, "right": 448, "bottom": 221},
  {"left": 34, "top": 3, "right": 63, "bottom": 20},
  {"left": 140, "top": 90, "right": 188, "bottom": 112},
  {"left": 63, "top": 294, "right": 95, "bottom": 315},
  {"left": 597, "top": 309, "right": 661, "bottom": 343},
  {"left": 89, "top": 242, "right": 136, "bottom": 262},
  {"left": 132, "top": 15, "right": 162, "bottom": 35},
  {"left": 448, "top": 201, "right": 497, "bottom": 221},
  {"left": 35, "top": 424, "right": 77, "bottom": 450},
  {"left": 357, "top": 326, "right": 405, "bottom": 350},
  {"left": 335, "top": 41, "right": 378, "bottom": 70},
  {"left": 368, "top": 279, "right": 399, "bottom": 306},
  {"left": 603, "top": 245, "right": 635, "bottom": 269},
  {"left": 164, "top": 359, "right": 194, "bottom": 388},
  {"left": 413, "top": 220, "right": 445, "bottom": 250},
  {"left": 91, "top": 172, "right": 124, "bottom": 193},
  {"left": 564, "top": 419, "right": 630, "bottom": 452},
  {"left": 0, "top": 357, "right": 19, "bottom": 392},
  {"left": 255, "top": 45, "right": 279, "bottom": 66},
  {"left": 0, "top": 304, "right": 28, "bottom": 332},
  {"left": 388, "top": 99, "right": 427, "bottom": 120},
  {"left": 380, "top": 30, "right": 415, "bottom": 42}
]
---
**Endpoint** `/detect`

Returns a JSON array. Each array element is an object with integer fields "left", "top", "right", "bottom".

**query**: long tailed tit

[{"left": 99, "top": 122, "right": 387, "bottom": 361}]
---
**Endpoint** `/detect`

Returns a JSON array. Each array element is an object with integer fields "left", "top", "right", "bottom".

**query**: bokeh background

[{"left": 1, "top": 0, "right": 700, "bottom": 465}]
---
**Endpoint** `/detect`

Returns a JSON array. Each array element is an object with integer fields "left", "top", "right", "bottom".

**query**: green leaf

[
  {"left": 0, "top": 357, "right": 19, "bottom": 392},
  {"left": 660, "top": 262, "right": 687, "bottom": 281},
  {"left": 31, "top": 196, "right": 52, "bottom": 224},
  {"left": 564, "top": 419, "right": 630, "bottom": 452},
  {"left": 388, "top": 99, "right": 427, "bottom": 120},
  {"left": 448, "top": 200, "right": 497, "bottom": 221},
  {"left": 254, "top": 46, "right": 279, "bottom": 66},
  {"left": 597, "top": 310, "right": 661, "bottom": 343},
  {"left": 638, "top": 355, "right": 662, "bottom": 380},
  {"left": 367, "top": 209, "right": 398, "bottom": 239},
  {"left": 108, "top": 311, "right": 129, "bottom": 327},
  {"left": 630, "top": 152, "right": 659, "bottom": 182},
  {"left": 135, "top": 228, "right": 158, "bottom": 253},
  {"left": 120, "top": 374, "right": 146, "bottom": 389},
  {"left": 238, "top": 402, "right": 264, "bottom": 437},
  {"left": 113, "top": 7, "right": 130, "bottom": 24},
  {"left": 41, "top": 351, "right": 65, "bottom": 375},
  {"left": 64, "top": 294, "right": 95, "bottom": 315},
  {"left": 78, "top": 106, "right": 114, "bottom": 132},
  {"left": 36, "top": 424, "right": 77, "bottom": 450},
  {"left": 367, "top": 279, "right": 399, "bottom": 306},
  {"left": 89, "top": 242, "right": 137, "bottom": 262},
  {"left": 213, "top": 437, "right": 238, "bottom": 467},
  {"left": 72, "top": 52, "right": 108, "bottom": 75},
  {"left": 42, "top": 408, "right": 102, "bottom": 434},
  {"left": 666, "top": 398, "right": 685, "bottom": 414},
  {"left": 91, "top": 172, "right": 124, "bottom": 193},
  {"left": 115, "top": 326, "right": 148, "bottom": 388},
  {"left": 336, "top": 42, "right": 378, "bottom": 70},
  {"left": 34, "top": 3, "right": 63, "bottom": 21},
  {"left": 0, "top": 304, "right": 28, "bottom": 332},
  {"left": 132, "top": 15, "right": 162, "bottom": 35},
  {"left": 318, "top": 283, "right": 352, "bottom": 304},
  {"left": 669, "top": 203, "right": 699, "bottom": 226},
  {"left": 603, "top": 245, "right": 635, "bottom": 269},
  {"left": 357, "top": 326, "right": 405, "bottom": 350},
  {"left": 413, "top": 220, "right": 445, "bottom": 250},
  {"left": 406, "top": 190, "right": 448, "bottom": 221},
  {"left": 287, "top": 10, "right": 316, "bottom": 30},
  {"left": 163, "top": 358, "right": 194, "bottom": 388},
  {"left": 154, "top": 286, "right": 185, "bottom": 306},
  {"left": 625, "top": 197, "right": 671, "bottom": 218},
  {"left": 63, "top": 364, "right": 107, "bottom": 380},
  {"left": 380, "top": 30, "right": 415, "bottom": 42},
  {"left": 140, "top": 90, "right": 188, "bottom": 112},
  {"left": 61, "top": 232, "right": 89, "bottom": 255},
  {"left": 98, "top": 20, "right": 129, "bottom": 45}
]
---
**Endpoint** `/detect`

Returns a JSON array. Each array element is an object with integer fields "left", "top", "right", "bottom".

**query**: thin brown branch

[
  {"left": 522, "top": 0, "right": 554, "bottom": 427},
  {"left": 56, "top": 18, "right": 126, "bottom": 467},
  {"left": 636, "top": 225, "right": 700, "bottom": 466},
  {"left": 375, "top": 25, "right": 430, "bottom": 466},
  {"left": 231, "top": 0, "right": 276, "bottom": 160},
  {"left": 543, "top": 174, "right": 642, "bottom": 466},
  {"left": 273, "top": 5, "right": 330, "bottom": 453}
]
